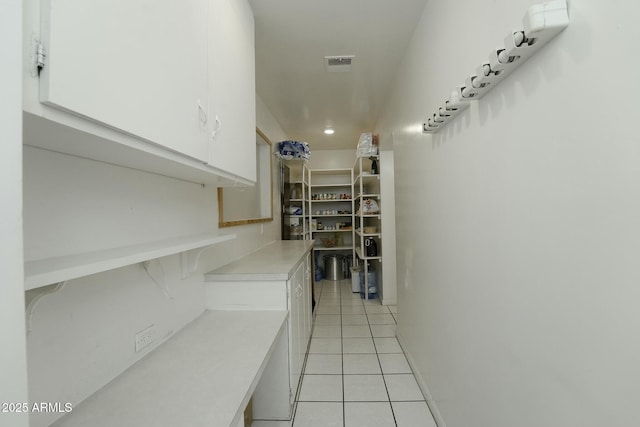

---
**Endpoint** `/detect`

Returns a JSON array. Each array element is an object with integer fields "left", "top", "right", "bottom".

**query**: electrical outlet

[{"left": 135, "top": 324, "right": 156, "bottom": 353}]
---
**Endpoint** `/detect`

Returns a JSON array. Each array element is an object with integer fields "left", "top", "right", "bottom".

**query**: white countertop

[
  {"left": 205, "top": 240, "right": 314, "bottom": 281},
  {"left": 52, "top": 310, "right": 288, "bottom": 427}
]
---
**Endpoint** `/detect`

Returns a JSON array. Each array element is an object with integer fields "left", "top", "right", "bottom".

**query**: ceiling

[{"left": 249, "top": 0, "right": 428, "bottom": 151}]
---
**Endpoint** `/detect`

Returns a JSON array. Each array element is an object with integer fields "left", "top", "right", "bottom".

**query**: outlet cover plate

[{"left": 135, "top": 324, "right": 156, "bottom": 352}]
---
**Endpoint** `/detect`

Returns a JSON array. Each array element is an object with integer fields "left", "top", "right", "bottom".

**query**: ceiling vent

[{"left": 324, "top": 55, "right": 355, "bottom": 72}]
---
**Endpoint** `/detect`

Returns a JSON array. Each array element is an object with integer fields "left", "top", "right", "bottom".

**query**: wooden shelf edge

[{"left": 24, "top": 233, "right": 236, "bottom": 291}]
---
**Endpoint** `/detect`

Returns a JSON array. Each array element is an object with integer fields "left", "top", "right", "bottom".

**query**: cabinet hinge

[{"left": 30, "top": 35, "right": 46, "bottom": 77}]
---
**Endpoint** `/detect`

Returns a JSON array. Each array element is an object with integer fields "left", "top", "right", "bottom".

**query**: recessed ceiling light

[{"left": 324, "top": 129, "right": 335, "bottom": 135}]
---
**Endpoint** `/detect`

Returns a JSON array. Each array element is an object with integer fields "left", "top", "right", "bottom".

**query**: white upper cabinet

[
  {"left": 40, "top": 0, "right": 210, "bottom": 162},
  {"left": 26, "top": 0, "right": 257, "bottom": 184},
  {"left": 207, "top": 0, "right": 256, "bottom": 182}
]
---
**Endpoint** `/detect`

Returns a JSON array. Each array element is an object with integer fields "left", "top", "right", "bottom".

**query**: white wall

[
  {"left": 308, "top": 149, "right": 355, "bottom": 170},
  {"left": 379, "top": 151, "right": 396, "bottom": 305},
  {"left": 24, "top": 94, "right": 286, "bottom": 427},
  {"left": 377, "top": 1, "right": 640, "bottom": 427},
  {"left": 0, "top": 1, "right": 29, "bottom": 426}
]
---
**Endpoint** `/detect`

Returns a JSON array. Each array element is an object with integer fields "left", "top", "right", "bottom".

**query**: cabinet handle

[
  {"left": 211, "top": 115, "right": 222, "bottom": 139},
  {"left": 197, "top": 100, "right": 207, "bottom": 127}
]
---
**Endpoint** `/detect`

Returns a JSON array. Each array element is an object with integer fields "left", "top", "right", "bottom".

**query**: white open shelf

[
  {"left": 355, "top": 229, "right": 382, "bottom": 238},
  {"left": 357, "top": 214, "right": 381, "bottom": 219},
  {"left": 24, "top": 233, "right": 236, "bottom": 290},
  {"left": 355, "top": 173, "right": 380, "bottom": 182},
  {"left": 352, "top": 154, "right": 379, "bottom": 172},
  {"left": 355, "top": 247, "right": 382, "bottom": 261},
  {"left": 308, "top": 168, "right": 352, "bottom": 175},
  {"left": 314, "top": 246, "right": 353, "bottom": 251},
  {"left": 310, "top": 183, "right": 352, "bottom": 188}
]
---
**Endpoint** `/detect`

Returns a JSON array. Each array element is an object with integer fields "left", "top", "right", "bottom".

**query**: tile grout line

[
  {"left": 339, "top": 280, "right": 346, "bottom": 427},
  {"left": 298, "top": 279, "right": 431, "bottom": 426},
  {"left": 301, "top": 279, "right": 415, "bottom": 426},
  {"left": 366, "top": 300, "right": 400, "bottom": 427},
  {"left": 295, "top": 278, "right": 326, "bottom": 426}
]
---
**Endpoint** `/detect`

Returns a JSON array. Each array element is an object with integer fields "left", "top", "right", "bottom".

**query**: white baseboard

[
  {"left": 251, "top": 421, "right": 292, "bottom": 427},
  {"left": 396, "top": 331, "right": 447, "bottom": 427}
]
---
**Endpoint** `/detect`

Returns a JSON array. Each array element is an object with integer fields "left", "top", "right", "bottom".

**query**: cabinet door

[
  {"left": 288, "top": 261, "right": 306, "bottom": 403},
  {"left": 208, "top": 0, "right": 256, "bottom": 181},
  {"left": 287, "top": 278, "right": 299, "bottom": 405},
  {"left": 297, "top": 261, "right": 307, "bottom": 385},
  {"left": 40, "top": 0, "right": 209, "bottom": 161},
  {"left": 304, "top": 252, "right": 313, "bottom": 342}
]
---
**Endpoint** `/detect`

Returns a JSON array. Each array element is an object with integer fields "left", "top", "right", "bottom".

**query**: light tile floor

[{"left": 290, "top": 279, "right": 438, "bottom": 427}]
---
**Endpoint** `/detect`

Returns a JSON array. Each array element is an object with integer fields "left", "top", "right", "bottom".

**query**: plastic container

[
  {"left": 350, "top": 266, "right": 361, "bottom": 292},
  {"left": 324, "top": 255, "right": 344, "bottom": 281},
  {"left": 359, "top": 269, "right": 377, "bottom": 299}
]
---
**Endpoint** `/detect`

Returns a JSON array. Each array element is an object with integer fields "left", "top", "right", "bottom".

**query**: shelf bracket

[
  {"left": 142, "top": 259, "right": 172, "bottom": 299},
  {"left": 25, "top": 281, "right": 67, "bottom": 333},
  {"left": 180, "top": 246, "right": 211, "bottom": 279},
  {"left": 177, "top": 234, "right": 236, "bottom": 279}
]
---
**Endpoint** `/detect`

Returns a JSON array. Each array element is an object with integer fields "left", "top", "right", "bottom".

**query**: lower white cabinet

[
  {"left": 288, "top": 252, "right": 312, "bottom": 402},
  {"left": 203, "top": 241, "right": 313, "bottom": 420}
]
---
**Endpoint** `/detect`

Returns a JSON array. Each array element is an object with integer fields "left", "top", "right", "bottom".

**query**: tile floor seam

[
  {"left": 295, "top": 279, "right": 432, "bottom": 427},
  {"left": 339, "top": 286, "right": 346, "bottom": 427},
  {"left": 371, "top": 311, "right": 399, "bottom": 427}
]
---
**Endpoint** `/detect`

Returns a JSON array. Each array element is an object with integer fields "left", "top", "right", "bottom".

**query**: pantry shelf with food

[
  {"left": 308, "top": 168, "right": 355, "bottom": 279},
  {"left": 282, "top": 160, "right": 311, "bottom": 240},
  {"left": 353, "top": 153, "right": 382, "bottom": 301}
]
